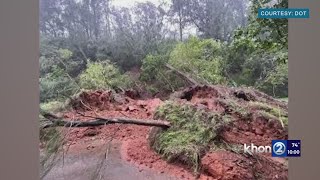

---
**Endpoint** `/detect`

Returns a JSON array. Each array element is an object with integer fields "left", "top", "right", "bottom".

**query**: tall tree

[
  {"left": 133, "top": 2, "right": 166, "bottom": 53},
  {"left": 185, "top": 0, "right": 248, "bottom": 41},
  {"left": 104, "top": 0, "right": 112, "bottom": 38},
  {"left": 169, "top": 0, "right": 191, "bottom": 41},
  {"left": 40, "top": 0, "right": 64, "bottom": 37}
]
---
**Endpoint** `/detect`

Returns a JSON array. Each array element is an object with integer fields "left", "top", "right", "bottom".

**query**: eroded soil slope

[{"left": 56, "top": 85, "right": 288, "bottom": 180}]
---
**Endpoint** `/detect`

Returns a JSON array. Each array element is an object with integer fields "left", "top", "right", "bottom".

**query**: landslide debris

[
  {"left": 150, "top": 85, "right": 288, "bottom": 179},
  {"left": 62, "top": 85, "right": 288, "bottom": 179}
]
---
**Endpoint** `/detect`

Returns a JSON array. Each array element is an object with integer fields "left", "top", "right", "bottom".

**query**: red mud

[
  {"left": 59, "top": 86, "right": 288, "bottom": 180},
  {"left": 201, "top": 151, "right": 255, "bottom": 180},
  {"left": 64, "top": 90, "right": 201, "bottom": 179},
  {"left": 201, "top": 151, "right": 287, "bottom": 180},
  {"left": 174, "top": 85, "right": 288, "bottom": 147},
  {"left": 121, "top": 138, "right": 198, "bottom": 180},
  {"left": 222, "top": 117, "right": 287, "bottom": 147}
]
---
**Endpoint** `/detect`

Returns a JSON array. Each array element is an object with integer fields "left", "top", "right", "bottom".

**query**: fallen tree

[
  {"left": 40, "top": 84, "right": 288, "bottom": 179},
  {"left": 165, "top": 64, "right": 200, "bottom": 86},
  {"left": 40, "top": 110, "right": 171, "bottom": 129}
]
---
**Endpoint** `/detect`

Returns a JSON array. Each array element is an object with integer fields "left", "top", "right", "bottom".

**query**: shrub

[
  {"left": 79, "top": 61, "right": 132, "bottom": 90},
  {"left": 168, "top": 36, "right": 226, "bottom": 84},
  {"left": 40, "top": 101, "right": 67, "bottom": 113},
  {"left": 39, "top": 39, "right": 82, "bottom": 77},
  {"left": 152, "top": 101, "right": 232, "bottom": 172},
  {"left": 224, "top": 0, "right": 288, "bottom": 97},
  {"left": 140, "top": 37, "right": 227, "bottom": 94},
  {"left": 140, "top": 55, "right": 168, "bottom": 82},
  {"left": 140, "top": 55, "right": 187, "bottom": 93},
  {"left": 257, "top": 60, "right": 288, "bottom": 97},
  {"left": 234, "top": 50, "right": 288, "bottom": 97},
  {"left": 40, "top": 65, "right": 79, "bottom": 102}
]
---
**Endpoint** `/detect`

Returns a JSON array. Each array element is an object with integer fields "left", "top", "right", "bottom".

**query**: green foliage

[
  {"left": 140, "top": 55, "right": 186, "bottom": 93},
  {"left": 225, "top": 30, "right": 257, "bottom": 74},
  {"left": 140, "top": 37, "right": 228, "bottom": 94},
  {"left": 39, "top": 121, "right": 64, "bottom": 179},
  {"left": 79, "top": 61, "right": 132, "bottom": 90},
  {"left": 249, "top": 101, "right": 288, "bottom": 127},
  {"left": 277, "top": 97, "right": 288, "bottom": 103},
  {"left": 40, "top": 127, "right": 61, "bottom": 153},
  {"left": 225, "top": 0, "right": 288, "bottom": 97},
  {"left": 248, "top": 0, "right": 288, "bottom": 50},
  {"left": 58, "top": 48, "right": 73, "bottom": 59},
  {"left": 249, "top": 102, "right": 287, "bottom": 117},
  {"left": 153, "top": 101, "right": 232, "bottom": 172},
  {"left": 155, "top": 39, "right": 179, "bottom": 58},
  {"left": 40, "top": 65, "right": 79, "bottom": 102},
  {"left": 169, "top": 37, "right": 226, "bottom": 84},
  {"left": 140, "top": 55, "right": 168, "bottom": 82},
  {"left": 39, "top": 0, "right": 289, "bottom": 103},
  {"left": 256, "top": 60, "right": 288, "bottom": 97},
  {"left": 40, "top": 37, "right": 84, "bottom": 78},
  {"left": 216, "top": 98, "right": 251, "bottom": 118},
  {"left": 40, "top": 101, "right": 67, "bottom": 113},
  {"left": 39, "top": 38, "right": 63, "bottom": 76}
]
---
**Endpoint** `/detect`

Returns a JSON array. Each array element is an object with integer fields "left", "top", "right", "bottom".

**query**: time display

[{"left": 287, "top": 150, "right": 300, "bottom": 155}]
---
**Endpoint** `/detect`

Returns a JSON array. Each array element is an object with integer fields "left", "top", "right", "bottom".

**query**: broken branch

[
  {"left": 42, "top": 117, "right": 171, "bottom": 129},
  {"left": 40, "top": 110, "right": 171, "bottom": 129},
  {"left": 165, "top": 64, "right": 200, "bottom": 85}
]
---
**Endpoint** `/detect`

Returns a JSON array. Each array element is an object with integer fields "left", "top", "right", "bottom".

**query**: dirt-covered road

[{"left": 41, "top": 85, "right": 289, "bottom": 180}]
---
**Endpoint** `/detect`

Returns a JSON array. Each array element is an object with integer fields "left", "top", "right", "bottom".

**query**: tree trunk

[
  {"left": 165, "top": 64, "right": 199, "bottom": 85},
  {"left": 42, "top": 118, "right": 170, "bottom": 129},
  {"left": 40, "top": 110, "right": 170, "bottom": 129},
  {"left": 179, "top": 16, "right": 183, "bottom": 41}
]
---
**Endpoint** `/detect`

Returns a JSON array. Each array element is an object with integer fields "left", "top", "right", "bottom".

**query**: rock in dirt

[
  {"left": 83, "top": 128, "right": 99, "bottom": 137},
  {"left": 147, "top": 127, "right": 164, "bottom": 147}
]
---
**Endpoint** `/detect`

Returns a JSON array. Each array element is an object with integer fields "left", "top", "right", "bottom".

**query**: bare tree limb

[
  {"left": 77, "top": 45, "right": 89, "bottom": 64},
  {"left": 40, "top": 109, "right": 171, "bottom": 129},
  {"left": 42, "top": 117, "right": 170, "bottom": 129},
  {"left": 165, "top": 63, "right": 200, "bottom": 85},
  {"left": 40, "top": 109, "right": 60, "bottom": 120}
]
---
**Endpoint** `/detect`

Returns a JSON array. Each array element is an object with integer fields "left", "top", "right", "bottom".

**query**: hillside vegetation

[
  {"left": 40, "top": 0, "right": 289, "bottom": 179},
  {"left": 40, "top": 0, "right": 288, "bottom": 105}
]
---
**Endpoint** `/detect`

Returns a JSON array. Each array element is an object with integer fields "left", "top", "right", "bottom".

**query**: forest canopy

[
  {"left": 40, "top": 0, "right": 288, "bottom": 103},
  {"left": 40, "top": 1, "right": 289, "bottom": 178}
]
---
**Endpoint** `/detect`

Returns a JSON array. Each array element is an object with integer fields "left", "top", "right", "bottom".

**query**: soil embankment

[{"left": 44, "top": 85, "right": 288, "bottom": 180}]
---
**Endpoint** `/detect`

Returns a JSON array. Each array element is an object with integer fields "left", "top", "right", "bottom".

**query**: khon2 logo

[
  {"left": 243, "top": 140, "right": 301, "bottom": 157},
  {"left": 272, "top": 140, "right": 287, "bottom": 157}
]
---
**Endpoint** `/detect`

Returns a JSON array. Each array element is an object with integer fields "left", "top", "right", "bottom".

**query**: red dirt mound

[
  {"left": 58, "top": 85, "right": 288, "bottom": 180},
  {"left": 174, "top": 85, "right": 287, "bottom": 109},
  {"left": 222, "top": 117, "right": 287, "bottom": 147},
  {"left": 69, "top": 90, "right": 118, "bottom": 111},
  {"left": 122, "top": 138, "right": 197, "bottom": 179},
  {"left": 201, "top": 151, "right": 288, "bottom": 180},
  {"left": 201, "top": 151, "right": 255, "bottom": 180},
  {"left": 172, "top": 85, "right": 288, "bottom": 146}
]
